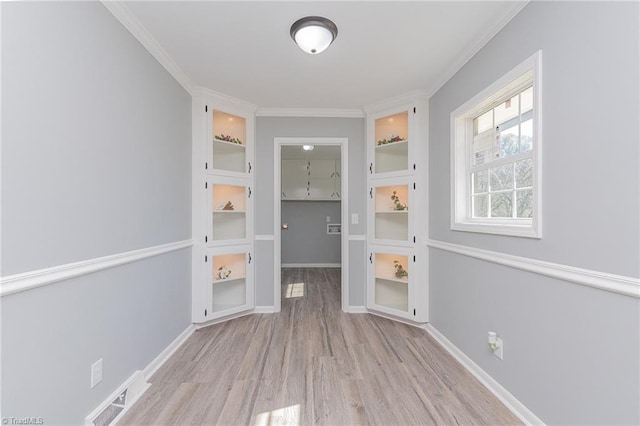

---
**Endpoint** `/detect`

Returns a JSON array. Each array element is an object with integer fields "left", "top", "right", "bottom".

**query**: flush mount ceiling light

[
  {"left": 302, "top": 145, "right": 315, "bottom": 151},
  {"left": 290, "top": 16, "right": 338, "bottom": 54}
]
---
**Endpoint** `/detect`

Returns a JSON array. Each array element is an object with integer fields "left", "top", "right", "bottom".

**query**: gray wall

[
  {"left": 1, "top": 2, "right": 192, "bottom": 424},
  {"left": 281, "top": 201, "right": 341, "bottom": 265},
  {"left": 255, "top": 117, "right": 366, "bottom": 307},
  {"left": 428, "top": 2, "right": 639, "bottom": 424}
]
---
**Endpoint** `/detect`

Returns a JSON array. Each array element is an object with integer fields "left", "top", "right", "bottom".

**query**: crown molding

[
  {"left": 362, "top": 89, "right": 429, "bottom": 114},
  {"left": 101, "top": 1, "right": 194, "bottom": 95},
  {"left": 192, "top": 87, "right": 258, "bottom": 113},
  {"left": 425, "top": 0, "right": 530, "bottom": 99},
  {"left": 256, "top": 108, "right": 365, "bottom": 118}
]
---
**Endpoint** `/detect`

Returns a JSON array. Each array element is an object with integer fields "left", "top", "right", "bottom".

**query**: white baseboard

[
  {"left": 85, "top": 371, "right": 150, "bottom": 426},
  {"left": 254, "top": 306, "right": 277, "bottom": 313},
  {"left": 194, "top": 309, "right": 253, "bottom": 330},
  {"left": 367, "top": 309, "right": 428, "bottom": 329},
  {"left": 142, "top": 324, "right": 195, "bottom": 379},
  {"left": 281, "top": 263, "right": 341, "bottom": 268},
  {"left": 346, "top": 306, "right": 368, "bottom": 313},
  {"left": 85, "top": 324, "right": 195, "bottom": 426},
  {"left": 425, "top": 324, "right": 544, "bottom": 426}
]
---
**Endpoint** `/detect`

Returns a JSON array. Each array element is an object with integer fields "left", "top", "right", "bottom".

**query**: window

[{"left": 451, "top": 51, "right": 541, "bottom": 238}]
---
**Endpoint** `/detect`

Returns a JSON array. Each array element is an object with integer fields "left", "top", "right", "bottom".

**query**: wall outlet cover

[{"left": 91, "top": 358, "right": 103, "bottom": 388}]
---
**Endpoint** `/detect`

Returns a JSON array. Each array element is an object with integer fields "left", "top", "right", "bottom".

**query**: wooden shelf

[
  {"left": 375, "top": 276, "right": 409, "bottom": 284},
  {"left": 376, "top": 210, "right": 408, "bottom": 214},
  {"left": 376, "top": 139, "right": 408, "bottom": 150},
  {"left": 212, "top": 276, "right": 246, "bottom": 285},
  {"left": 213, "top": 138, "right": 245, "bottom": 148}
]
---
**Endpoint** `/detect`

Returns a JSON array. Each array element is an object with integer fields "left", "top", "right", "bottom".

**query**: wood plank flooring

[{"left": 119, "top": 268, "right": 521, "bottom": 425}]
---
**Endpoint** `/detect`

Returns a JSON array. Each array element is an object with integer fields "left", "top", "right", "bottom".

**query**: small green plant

[
  {"left": 394, "top": 260, "right": 408, "bottom": 279},
  {"left": 390, "top": 190, "right": 407, "bottom": 211},
  {"left": 376, "top": 135, "right": 404, "bottom": 146},
  {"left": 215, "top": 133, "right": 243, "bottom": 145}
]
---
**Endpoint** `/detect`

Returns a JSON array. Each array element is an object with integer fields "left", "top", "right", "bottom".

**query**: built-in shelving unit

[
  {"left": 193, "top": 92, "right": 255, "bottom": 323},
  {"left": 210, "top": 110, "right": 247, "bottom": 174},
  {"left": 366, "top": 96, "right": 428, "bottom": 322},
  {"left": 374, "top": 111, "right": 409, "bottom": 174},
  {"left": 209, "top": 251, "right": 250, "bottom": 315}
]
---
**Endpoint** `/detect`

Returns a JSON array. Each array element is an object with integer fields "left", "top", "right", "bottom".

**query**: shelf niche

[
  {"left": 374, "top": 111, "right": 409, "bottom": 173},
  {"left": 211, "top": 184, "right": 246, "bottom": 241},
  {"left": 374, "top": 253, "right": 409, "bottom": 313},
  {"left": 211, "top": 253, "right": 247, "bottom": 313},
  {"left": 375, "top": 185, "right": 409, "bottom": 241},
  {"left": 212, "top": 110, "right": 246, "bottom": 173}
]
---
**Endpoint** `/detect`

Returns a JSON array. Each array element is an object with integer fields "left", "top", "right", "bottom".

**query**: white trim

[
  {"left": 367, "top": 309, "right": 428, "bottom": 328},
  {"left": 427, "top": 239, "right": 640, "bottom": 299},
  {"left": 255, "top": 235, "right": 275, "bottom": 241},
  {"left": 253, "top": 306, "right": 277, "bottom": 314},
  {"left": 100, "top": 1, "right": 194, "bottom": 94},
  {"left": 347, "top": 306, "right": 368, "bottom": 314},
  {"left": 425, "top": 324, "right": 544, "bottom": 426},
  {"left": 142, "top": 324, "right": 195, "bottom": 379},
  {"left": 86, "top": 324, "right": 195, "bottom": 426},
  {"left": 86, "top": 371, "right": 150, "bottom": 426},
  {"left": 194, "top": 309, "right": 253, "bottom": 330},
  {"left": 450, "top": 51, "right": 542, "bottom": 239},
  {"left": 348, "top": 235, "right": 366, "bottom": 241},
  {"left": 275, "top": 137, "right": 350, "bottom": 313},
  {"left": 281, "top": 263, "right": 341, "bottom": 268},
  {"left": 192, "top": 86, "right": 258, "bottom": 113},
  {"left": 1, "top": 240, "right": 193, "bottom": 297},
  {"left": 424, "top": 1, "right": 530, "bottom": 99},
  {"left": 256, "top": 108, "right": 364, "bottom": 118},
  {"left": 363, "top": 90, "right": 429, "bottom": 114}
]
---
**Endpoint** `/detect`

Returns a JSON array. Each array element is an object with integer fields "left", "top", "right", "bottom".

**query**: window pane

[
  {"left": 516, "top": 189, "right": 533, "bottom": 218},
  {"left": 515, "top": 158, "right": 533, "bottom": 188},
  {"left": 491, "top": 192, "right": 513, "bottom": 218},
  {"left": 494, "top": 95, "right": 519, "bottom": 125},
  {"left": 521, "top": 86, "right": 533, "bottom": 113},
  {"left": 474, "top": 149, "right": 491, "bottom": 166},
  {"left": 520, "top": 119, "right": 533, "bottom": 153},
  {"left": 498, "top": 125, "right": 519, "bottom": 158},
  {"left": 475, "top": 110, "right": 493, "bottom": 134},
  {"left": 473, "top": 194, "right": 488, "bottom": 217},
  {"left": 473, "top": 170, "right": 488, "bottom": 193},
  {"left": 490, "top": 164, "right": 514, "bottom": 191}
]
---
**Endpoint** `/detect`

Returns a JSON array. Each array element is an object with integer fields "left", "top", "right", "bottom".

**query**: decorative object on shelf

[
  {"left": 390, "top": 191, "right": 407, "bottom": 211},
  {"left": 216, "top": 265, "right": 232, "bottom": 280},
  {"left": 215, "top": 134, "right": 243, "bottom": 145},
  {"left": 393, "top": 260, "right": 408, "bottom": 279},
  {"left": 377, "top": 135, "right": 405, "bottom": 146},
  {"left": 222, "top": 201, "right": 234, "bottom": 211}
]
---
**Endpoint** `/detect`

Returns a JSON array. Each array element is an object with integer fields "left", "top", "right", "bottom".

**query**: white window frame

[{"left": 451, "top": 51, "right": 542, "bottom": 238}]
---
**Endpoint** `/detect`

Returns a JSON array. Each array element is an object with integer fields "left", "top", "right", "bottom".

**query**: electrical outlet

[
  {"left": 494, "top": 338, "right": 504, "bottom": 360},
  {"left": 91, "top": 358, "right": 103, "bottom": 388},
  {"left": 326, "top": 216, "right": 331, "bottom": 222},
  {"left": 351, "top": 213, "right": 359, "bottom": 225}
]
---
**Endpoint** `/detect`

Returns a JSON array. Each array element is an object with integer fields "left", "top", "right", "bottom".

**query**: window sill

[{"left": 451, "top": 221, "right": 541, "bottom": 239}]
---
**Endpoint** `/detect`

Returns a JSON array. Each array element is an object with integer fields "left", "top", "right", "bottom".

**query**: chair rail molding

[
  {"left": 1, "top": 239, "right": 193, "bottom": 297},
  {"left": 427, "top": 239, "right": 640, "bottom": 299}
]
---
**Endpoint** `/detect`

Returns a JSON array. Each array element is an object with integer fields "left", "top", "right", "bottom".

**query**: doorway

[{"left": 274, "top": 137, "right": 349, "bottom": 312}]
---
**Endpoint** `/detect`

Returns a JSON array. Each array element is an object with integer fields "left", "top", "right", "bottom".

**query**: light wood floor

[{"left": 119, "top": 268, "right": 521, "bottom": 425}]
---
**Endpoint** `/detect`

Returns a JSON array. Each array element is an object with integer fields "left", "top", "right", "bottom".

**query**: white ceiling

[{"left": 125, "top": 1, "right": 527, "bottom": 109}]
